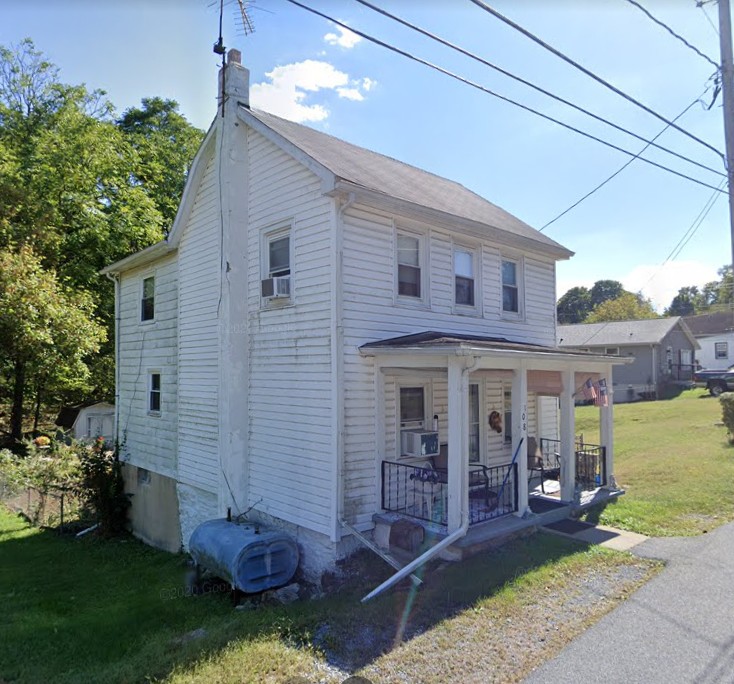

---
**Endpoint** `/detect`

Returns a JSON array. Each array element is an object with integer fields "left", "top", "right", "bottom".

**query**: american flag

[
  {"left": 582, "top": 378, "right": 597, "bottom": 402},
  {"left": 595, "top": 378, "right": 609, "bottom": 407}
]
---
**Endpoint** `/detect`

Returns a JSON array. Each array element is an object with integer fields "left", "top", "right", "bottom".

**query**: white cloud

[
  {"left": 250, "top": 60, "right": 349, "bottom": 123},
  {"left": 622, "top": 260, "right": 720, "bottom": 312},
  {"left": 336, "top": 87, "right": 364, "bottom": 101},
  {"left": 250, "top": 60, "right": 374, "bottom": 123},
  {"left": 324, "top": 24, "right": 362, "bottom": 49}
]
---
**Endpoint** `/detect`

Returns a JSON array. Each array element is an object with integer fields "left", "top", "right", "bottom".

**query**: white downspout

[
  {"left": 362, "top": 354, "right": 477, "bottom": 603},
  {"left": 105, "top": 272, "right": 121, "bottom": 446},
  {"left": 331, "top": 192, "right": 355, "bottom": 542}
]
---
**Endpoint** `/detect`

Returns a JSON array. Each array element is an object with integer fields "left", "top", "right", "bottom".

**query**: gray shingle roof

[
  {"left": 245, "top": 108, "right": 572, "bottom": 258},
  {"left": 684, "top": 311, "right": 734, "bottom": 336},
  {"left": 557, "top": 318, "right": 683, "bottom": 347}
]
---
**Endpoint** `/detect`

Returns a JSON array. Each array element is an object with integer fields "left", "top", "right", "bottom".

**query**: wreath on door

[{"left": 489, "top": 410, "right": 502, "bottom": 433}]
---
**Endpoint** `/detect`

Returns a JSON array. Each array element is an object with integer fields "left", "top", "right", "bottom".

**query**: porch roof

[{"left": 359, "top": 331, "right": 629, "bottom": 365}]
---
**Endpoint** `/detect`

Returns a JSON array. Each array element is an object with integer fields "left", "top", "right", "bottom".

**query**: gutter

[
  {"left": 105, "top": 272, "right": 121, "bottom": 446},
  {"left": 362, "top": 514, "right": 469, "bottom": 602}
]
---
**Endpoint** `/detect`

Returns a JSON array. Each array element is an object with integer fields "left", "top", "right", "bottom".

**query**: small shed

[{"left": 56, "top": 401, "right": 115, "bottom": 442}]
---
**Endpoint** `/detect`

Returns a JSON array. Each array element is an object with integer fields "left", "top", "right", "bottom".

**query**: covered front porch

[{"left": 361, "top": 332, "right": 629, "bottom": 548}]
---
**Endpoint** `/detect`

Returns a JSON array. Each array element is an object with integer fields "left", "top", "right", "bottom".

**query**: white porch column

[
  {"left": 447, "top": 356, "right": 469, "bottom": 532},
  {"left": 512, "top": 362, "right": 529, "bottom": 516},
  {"left": 600, "top": 363, "right": 615, "bottom": 487},
  {"left": 560, "top": 368, "right": 576, "bottom": 501}
]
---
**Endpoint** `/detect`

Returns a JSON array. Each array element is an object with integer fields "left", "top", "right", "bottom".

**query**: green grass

[
  {"left": 578, "top": 389, "right": 734, "bottom": 536},
  {"left": 0, "top": 507, "right": 656, "bottom": 684}
]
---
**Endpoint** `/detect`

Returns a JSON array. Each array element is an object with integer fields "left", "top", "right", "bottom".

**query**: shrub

[
  {"left": 720, "top": 393, "right": 734, "bottom": 444},
  {"left": 78, "top": 437, "right": 130, "bottom": 537}
]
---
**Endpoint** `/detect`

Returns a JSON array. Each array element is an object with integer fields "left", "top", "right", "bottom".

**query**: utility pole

[{"left": 718, "top": 0, "right": 734, "bottom": 277}]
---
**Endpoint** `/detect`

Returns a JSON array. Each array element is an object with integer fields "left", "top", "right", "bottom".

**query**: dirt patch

[{"left": 313, "top": 555, "right": 657, "bottom": 684}]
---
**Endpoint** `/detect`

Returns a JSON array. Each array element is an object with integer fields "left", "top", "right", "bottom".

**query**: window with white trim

[
  {"left": 141, "top": 276, "right": 155, "bottom": 321},
  {"left": 148, "top": 372, "right": 161, "bottom": 414},
  {"left": 716, "top": 341, "right": 728, "bottom": 359},
  {"left": 396, "top": 231, "right": 426, "bottom": 302},
  {"left": 503, "top": 387, "right": 512, "bottom": 445},
  {"left": 501, "top": 259, "right": 520, "bottom": 314},
  {"left": 267, "top": 232, "right": 290, "bottom": 278},
  {"left": 469, "top": 383, "right": 480, "bottom": 463},
  {"left": 454, "top": 246, "right": 476, "bottom": 308},
  {"left": 399, "top": 386, "right": 426, "bottom": 429}
]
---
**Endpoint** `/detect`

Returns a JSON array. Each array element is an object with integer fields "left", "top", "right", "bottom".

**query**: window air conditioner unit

[
  {"left": 261, "top": 275, "right": 291, "bottom": 299},
  {"left": 401, "top": 429, "right": 439, "bottom": 457}
]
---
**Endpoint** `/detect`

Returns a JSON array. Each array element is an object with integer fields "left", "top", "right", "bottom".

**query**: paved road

[{"left": 525, "top": 521, "right": 734, "bottom": 684}]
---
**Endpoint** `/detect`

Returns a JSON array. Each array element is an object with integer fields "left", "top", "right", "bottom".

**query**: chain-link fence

[{"left": 1, "top": 481, "right": 94, "bottom": 532}]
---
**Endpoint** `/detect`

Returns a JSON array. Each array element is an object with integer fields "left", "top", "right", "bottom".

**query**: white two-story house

[{"left": 102, "top": 52, "right": 625, "bottom": 583}]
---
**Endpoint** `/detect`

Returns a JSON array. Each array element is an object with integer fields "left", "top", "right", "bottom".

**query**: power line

[
  {"left": 696, "top": 0, "right": 720, "bottom": 37},
  {"left": 284, "top": 0, "right": 727, "bottom": 194},
  {"left": 541, "top": 93, "right": 710, "bottom": 232},
  {"left": 353, "top": 0, "right": 724, "bottom": 180},
  {"left": 468, "top": 0, "right": 725, "bottom": 162},
  {"left": 624, "top": 0, "right": 719, "bottom": 70}
]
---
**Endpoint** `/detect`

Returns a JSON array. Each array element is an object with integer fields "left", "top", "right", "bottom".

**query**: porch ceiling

[{"left": 359, "top": 331, "right": 631, "bottom": 368}]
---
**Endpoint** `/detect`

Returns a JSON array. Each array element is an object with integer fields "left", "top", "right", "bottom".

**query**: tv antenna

[{"left": 212, "top": 0, "right": 255, "bottom": 59}]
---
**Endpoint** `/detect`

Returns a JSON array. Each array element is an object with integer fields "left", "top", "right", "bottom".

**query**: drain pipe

[
  {"left": 362, "top": 355, "right": 479, "bottom": 603},
  {"left": 361, "top": 513, "right": 468, "bottom": 602}
]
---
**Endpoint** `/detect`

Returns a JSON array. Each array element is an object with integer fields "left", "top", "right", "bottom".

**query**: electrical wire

[
  {"left": 697, "top": 0, "right": 720, "bottom": 37},
  {"left": 624, "top": 0, "right": 719, "bottom": 69},
  {"left": 468, "top": 0, "right": 725, "bottom": 163},
  {"left": 574, "top": 179, "right": 726, "bottom": 347},
  {"left": 352, "top": 0, "right": 724, "bottom": 179},
  {"left": 284, "top": 0, "right": 726, "bottom": 194},
  {"left": 540, "top": 92, "right": 710, "bottom": 232}
]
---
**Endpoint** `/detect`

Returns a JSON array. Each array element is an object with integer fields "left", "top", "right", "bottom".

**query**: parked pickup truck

[{"left": 693, "top": 366, "right": 734, "bottom": 396}]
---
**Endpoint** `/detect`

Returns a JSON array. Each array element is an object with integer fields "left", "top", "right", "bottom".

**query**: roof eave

[
  {"left": 360, "top": 342, "right": 631, "bottom": 365},
  {"left": 100, "top": 240, "right": 175, "bottom": 276},
  {"left": 330, "top": 180, "right": 574, "bottom": 261}
]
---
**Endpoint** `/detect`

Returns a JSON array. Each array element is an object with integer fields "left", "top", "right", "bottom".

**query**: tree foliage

[
  {"left": 0, "top": 39, "right": 202, "bottom": 438},
  {"left": 0, "top": 247, "right": 106, "bottom": 440},
  {"left": 590, "top": 280, "right": 624, "bottom": 309},
  {"left": 557, "top": 286, "right": 593, "bottom": 324},
  {"left": 118, "top": 97, "right": 204, "bottom": 229},
  {"left": 585, "top": 291, "right": 658, "bottom": 323}
]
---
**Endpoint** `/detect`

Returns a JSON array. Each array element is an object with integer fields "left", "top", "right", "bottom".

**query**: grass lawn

[
  {"left": 577, "top": 389, "right": 734, "bottom": 537},
  {"left": 0, "top": 507, "right": 657, "bottom": 684}
]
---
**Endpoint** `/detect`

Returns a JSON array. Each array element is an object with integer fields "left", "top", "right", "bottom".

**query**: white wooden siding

[
  {"left": 340, "top": 203, "right": 557, "bottom": 525},
  {"left": 177, "top": 152, "right": 221, "bottom": 493},
  {"left": 117, "top": 254, "right": 178, "bottom": 478},
  {"left": 245, "top": 129, "right": 334, "bottom": 536}
]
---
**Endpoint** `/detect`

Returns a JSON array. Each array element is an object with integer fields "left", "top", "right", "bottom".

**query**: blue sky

[{"left": 2, "top": 0, "right": 730, "bottom": 311}]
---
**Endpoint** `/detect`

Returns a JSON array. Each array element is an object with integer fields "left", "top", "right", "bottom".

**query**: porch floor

[{"left": 373, "top": 484, "right": 624, "bottom": 562}]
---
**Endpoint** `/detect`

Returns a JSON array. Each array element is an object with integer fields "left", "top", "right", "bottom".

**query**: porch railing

[
  {"left": 539, "top": 438, "right": 607, "bottom": 491},
  {"left": 381, "top": 460, "right": 518, "bottom": 527}
]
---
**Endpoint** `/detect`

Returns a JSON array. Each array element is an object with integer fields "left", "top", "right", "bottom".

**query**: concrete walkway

[{"left": 525, "top": 520, "right": 734, "bottom": 683}]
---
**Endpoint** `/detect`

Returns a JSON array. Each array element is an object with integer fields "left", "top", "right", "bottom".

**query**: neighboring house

[
  {"left": 55, "top": 401, "right": 115, "bottom": 442},
  {"left": 684, "top": 311, "right": 734, "bottom": 370},
  {"left": 102, "top": 52, "right": 626, "bottom": 581},
  {"left": 557, "top": 317, "right": 698, "bottom": 403}
]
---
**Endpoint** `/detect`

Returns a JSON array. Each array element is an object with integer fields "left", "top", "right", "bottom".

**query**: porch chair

[
  {"left": 527, "top": 436, "right": 560, "bottom": 494},
  {"left": 430, "top": 445, "right": 495, "bottom": 508}
]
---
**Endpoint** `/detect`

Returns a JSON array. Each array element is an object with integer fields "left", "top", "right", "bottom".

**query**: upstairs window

[
  {"left": 502, "top": 259, "right": 519, "bottom": 314},
  {"left": 268, "top": 233, "right": 290, "bottom": 278},
  {"left": 141, "top": 276, "right": 155, "bottom": 321},
  {"left": 397, "top": 233, "right": 422, "bottom": 299},
  {"left": 454, "top": 247, "right": 475, "bottom": 307},
  {"left": 148, "top": 372, "right": 161, "bottom": 414}
]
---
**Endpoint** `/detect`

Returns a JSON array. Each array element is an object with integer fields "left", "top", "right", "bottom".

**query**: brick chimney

[{"left": 218, "top": 48, "right": 249, "bottom": 115}]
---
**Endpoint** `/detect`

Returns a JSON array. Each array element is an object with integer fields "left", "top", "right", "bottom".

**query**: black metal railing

[
  {"left": 381, "top": 460, "right": 518, "bottom": 527},
  {"left": 539, "top": 438, "right": 607, "bottom": 491}
]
